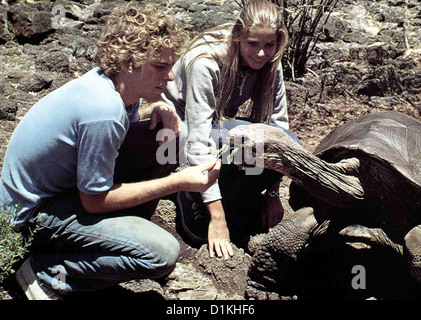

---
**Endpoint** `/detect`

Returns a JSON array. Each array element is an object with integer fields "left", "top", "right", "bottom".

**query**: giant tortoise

[{"left": 228, "top": 111, "right": 421, "bottom": 298}]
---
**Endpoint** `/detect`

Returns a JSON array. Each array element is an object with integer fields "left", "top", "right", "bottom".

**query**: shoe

[
  {"left": 177, "top": 191, "right": 209, "bottom": 243},
  {"left": 15, "top": 258, "right": 61, "bottom": 300}
]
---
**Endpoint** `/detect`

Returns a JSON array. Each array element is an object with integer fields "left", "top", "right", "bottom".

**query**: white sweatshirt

[{"left": 161, "top": 31, "right": 289, "bottom": 203}]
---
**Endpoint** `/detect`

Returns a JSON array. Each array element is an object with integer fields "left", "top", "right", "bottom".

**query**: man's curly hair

[{"left": 96, "top": 2, "right": 189, "bottom": 78}]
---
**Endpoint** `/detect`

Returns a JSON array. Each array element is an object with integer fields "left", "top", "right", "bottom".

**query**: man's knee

[{"left": 145, "top": 232, "right": 180, "bottom": 278}]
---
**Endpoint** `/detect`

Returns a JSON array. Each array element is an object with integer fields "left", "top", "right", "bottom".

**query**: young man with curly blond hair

[{"left": 0, "top": 3, "right": 221, "bottom": 300}]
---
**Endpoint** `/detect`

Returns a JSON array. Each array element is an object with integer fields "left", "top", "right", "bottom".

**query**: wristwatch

[{"left": 267, "top": 190, "right": 280, "bottom": 198}]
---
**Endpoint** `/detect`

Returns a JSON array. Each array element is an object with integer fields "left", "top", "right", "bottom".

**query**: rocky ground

[{"left": 0, "top": 0, "right": 420, "bottom": 300}]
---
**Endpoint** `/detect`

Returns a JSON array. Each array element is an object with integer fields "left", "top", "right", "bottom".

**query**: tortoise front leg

[
  {"left": 404, "top": 225, "right": 421, "bottom": 283},
  {"left": 246, "top": 207, "right": 329, "bottom": 299}
]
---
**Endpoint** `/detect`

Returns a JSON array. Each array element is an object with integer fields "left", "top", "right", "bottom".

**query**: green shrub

[
  {"left": 0, "top": 206, "right": 35, "bottom": 284},
  {"left": 282, "top": 0, "right": 338, "bottom": 80}
]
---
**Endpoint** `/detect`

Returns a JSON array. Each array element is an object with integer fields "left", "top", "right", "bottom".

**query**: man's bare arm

[{"left": 79, "top": 160, "right": 221, "bottom": 214}]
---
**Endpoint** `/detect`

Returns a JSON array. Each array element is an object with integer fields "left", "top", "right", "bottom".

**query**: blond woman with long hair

[{"left": 162, "top": 0, "right": 300, "bottom": 259}]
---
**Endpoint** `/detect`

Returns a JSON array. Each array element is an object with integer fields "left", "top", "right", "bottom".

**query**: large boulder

[{"left": 8, "top": 2, "right": 56, "bottom": 44}]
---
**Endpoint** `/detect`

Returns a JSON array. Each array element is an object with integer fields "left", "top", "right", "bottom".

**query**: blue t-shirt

[{"left": 0, "top": 68, "right": 140, "bottom": 228}]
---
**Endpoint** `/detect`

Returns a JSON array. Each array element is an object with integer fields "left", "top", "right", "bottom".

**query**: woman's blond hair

[
  {"left": 186, "top": 0, "right": 288, "bottom": 123},
  {"left": 96, "top": 2, "right": 189, "bottom": 78}
]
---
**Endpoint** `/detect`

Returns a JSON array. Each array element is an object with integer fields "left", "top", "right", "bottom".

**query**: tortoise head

[{"left": 228, "top": 123, "right": 365, "bottom": 207}]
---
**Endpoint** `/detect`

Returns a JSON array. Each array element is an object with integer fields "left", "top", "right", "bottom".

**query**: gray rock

[
  {"left": 0, "top": 100, "right": 18, "bottom": 121},
  {"left": 8, "top": 2, "right": 55, "bottom": 44},
  {"left": 120, "top": 279, "right": 165, "bottom": 298},
  {"left": 36, "top": 49, "right": 72, "bottom": 73},
  {"left": 358, "top": 65, "right": 403, "bottom": 96},
  {"left": 20, "top": 72, "right": 53, "bottom": 93},
  {"left": 0, "top": 83, "right": 14, "bottom": 97},
  {"left": 0, "top": 4, "right": 13, "bottom": 44},
  {"left": 165, "top": 262, "right": 219, "bottom": 300},
  {"left": 194, "top": 244, "right": 251, "bottom": 298}
]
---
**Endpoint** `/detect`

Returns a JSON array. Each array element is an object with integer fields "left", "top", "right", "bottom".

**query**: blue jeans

[{"left": 27, "top": 120, "right": 180, "bottom": 295}]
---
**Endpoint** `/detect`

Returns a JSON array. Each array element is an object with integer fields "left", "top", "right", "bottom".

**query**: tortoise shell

[
  {"left": 312, "top": 111, "right": 421, "bottom": 236},
  {"left": 314, "top": 111, "right": 421, "bottom": 187}
]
